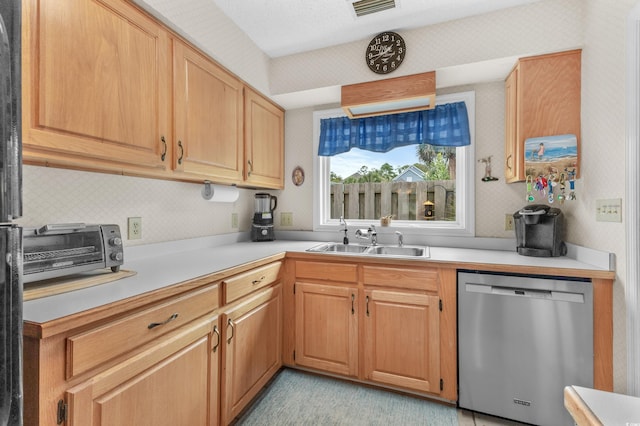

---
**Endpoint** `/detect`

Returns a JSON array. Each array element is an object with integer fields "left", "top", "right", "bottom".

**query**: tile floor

[{"left": 457, "top": 409, "right": 528, "bottom": 426}]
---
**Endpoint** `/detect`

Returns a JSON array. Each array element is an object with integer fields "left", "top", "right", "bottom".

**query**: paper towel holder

[
  {"left": 202, "top": 180, "right": 213, "bottom": 200},
  {"left": 201, "top": 180, "right": 236, "bottom": 200}
]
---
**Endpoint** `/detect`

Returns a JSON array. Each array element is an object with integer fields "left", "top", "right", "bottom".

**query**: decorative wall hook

[{"left": 478, "top": 156, "right": 498, "bottom": 181}]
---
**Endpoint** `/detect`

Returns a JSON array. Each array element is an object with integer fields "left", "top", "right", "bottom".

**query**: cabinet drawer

[
  {"left": 363, "top": 265, "right": 439, "bottom": 292},
  {"left": 295, "top": 260, "right": 358, "bottom": 283},
  {"left": 224, "top": 261, "right": 282, "bottom": 304},
  {"left": 66, "top": 284, "right": 219, "bottom": 378}
]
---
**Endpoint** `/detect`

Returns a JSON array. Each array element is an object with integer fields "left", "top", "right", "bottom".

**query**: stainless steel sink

[
  {"left": 306, "top": 243, "right": 369, "bottom": 254},
  {"left": 306, "top": 243, "right": 429, "bottom": 258},
  {"left": 366, "top": 245, "right": 428, "bottom": 257}
]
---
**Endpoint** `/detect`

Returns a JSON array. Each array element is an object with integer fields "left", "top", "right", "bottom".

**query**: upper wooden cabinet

[
  {"left": 244, "top": 87, "right": 285, "bottom": 189},
  {"left": 504, "top": 49, "right": 581, "bottom": 182},
  {"left": 22, "top": 0, "right": 172, "bottom": 175},
  {"left": 173, "top": 41, "right": 244, "bottom": 183},
  {"left": 22, "top": 0, "right": 284, "bottom": 188}
]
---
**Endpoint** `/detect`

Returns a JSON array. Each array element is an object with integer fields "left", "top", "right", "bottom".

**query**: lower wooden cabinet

[
  {"left": 294, "top": 282, "right": 358, "bottom": 376},
  {"left": 65, "top": 315, "right": 220, "bottom": 426},
  {"left": 221, "top": 284, "right": 282, "bottom": 425},
  {"left": 363, "top": 289, "right": 441, "bottom": 393},
  {"left": 289, "top": 258, "right": 455, "bottom": 400}
]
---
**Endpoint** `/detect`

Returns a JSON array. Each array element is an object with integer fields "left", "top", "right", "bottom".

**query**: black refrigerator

[{"left": 0, "top": 0, "right": 22, "bottom": 425}]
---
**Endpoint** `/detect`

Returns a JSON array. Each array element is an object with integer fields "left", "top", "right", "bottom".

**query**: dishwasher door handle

[{"left": 465, "top": 283, "right": 585, "bottom": 303}]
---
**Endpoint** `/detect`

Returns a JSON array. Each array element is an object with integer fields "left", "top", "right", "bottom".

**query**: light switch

[{"left": 595, "top": 199, "right": 622, "bottom": 222}]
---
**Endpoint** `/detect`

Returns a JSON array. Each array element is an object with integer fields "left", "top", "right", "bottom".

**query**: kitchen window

[{"left": 313, "top": 91, "right": 475, "bottom": 236}]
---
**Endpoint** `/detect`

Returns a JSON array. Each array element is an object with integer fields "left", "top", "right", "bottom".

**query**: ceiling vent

[{"left": 352, "top": 0, "right": 396, "bottom": 17}]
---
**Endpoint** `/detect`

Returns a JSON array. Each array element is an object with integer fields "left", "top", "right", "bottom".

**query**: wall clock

[{"left": 366, "top": 31, "right": 406, "bottom": 74}]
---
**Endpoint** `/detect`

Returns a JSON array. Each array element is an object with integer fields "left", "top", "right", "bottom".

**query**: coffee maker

[
  {"left": 251, "top": 193, "right": 277, "bottom": 241},
  {"left": 513, "top": 204, "right": 567, "bottom": 257}
]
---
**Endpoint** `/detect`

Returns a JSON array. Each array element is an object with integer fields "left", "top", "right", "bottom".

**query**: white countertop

[
  {"left": 23, "top": 237, "right": 614, "bottom": 324},
  {"left": 566, "top": 385, "right": 640, "bottom": 425}
]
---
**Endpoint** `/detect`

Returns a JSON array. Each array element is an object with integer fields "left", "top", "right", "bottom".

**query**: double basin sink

[{"left": 306, "top": 242, "right": 430, "bottom": 258}]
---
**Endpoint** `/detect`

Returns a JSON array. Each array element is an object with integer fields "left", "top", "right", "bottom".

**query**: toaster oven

[{"left": 23, "top": 223, "right": 124, "bottom": 283}]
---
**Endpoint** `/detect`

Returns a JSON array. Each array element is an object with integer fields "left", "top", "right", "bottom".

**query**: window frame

[{"left": 312, "top": 91, "right": 476, "bottom": 237}]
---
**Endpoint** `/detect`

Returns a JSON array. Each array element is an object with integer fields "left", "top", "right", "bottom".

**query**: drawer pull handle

[
  {"left": 252, "top": 276, "right": 266, "bottom": 285},
  {"left": 366, "top": 296, "right": 370, "bottom": 317},
  {"left": 227, "top": 318, "right": 235, "bottom": 344},
  {"left": 148, "top": 313, "right": 179, "bottom": 329},
  {"left": 212, "top": 325, "right": 220, "bottom": 353}
]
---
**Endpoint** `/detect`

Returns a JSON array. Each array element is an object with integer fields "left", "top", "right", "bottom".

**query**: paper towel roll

[{"left": 201, "top": 182, "right": 239, "bottom": 203}]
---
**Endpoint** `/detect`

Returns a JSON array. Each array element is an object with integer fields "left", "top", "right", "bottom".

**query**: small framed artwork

[
  {"left": 524, "top": 134, "right": 579, "bottom": 178},
  {"left": 292, "top": 166, "right": 305, "bottom": 186}
]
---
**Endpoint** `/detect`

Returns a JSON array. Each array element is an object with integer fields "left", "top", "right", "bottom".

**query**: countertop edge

[{"left": 23, "top": 239, "right": 615, "bottom": 330}]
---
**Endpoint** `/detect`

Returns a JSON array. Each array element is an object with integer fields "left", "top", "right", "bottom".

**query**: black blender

[{"left": 251, "top": 193, "right": 277, "bottom": 241}]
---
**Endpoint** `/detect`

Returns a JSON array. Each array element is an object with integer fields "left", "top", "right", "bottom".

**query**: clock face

[{"left": 366, "top": 31, "right": 406, "bottom": 74}]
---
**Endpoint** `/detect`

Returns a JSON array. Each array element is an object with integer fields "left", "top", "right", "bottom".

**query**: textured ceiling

[{"left": 211, "top": 0, "right": 540, "bottom": 58}]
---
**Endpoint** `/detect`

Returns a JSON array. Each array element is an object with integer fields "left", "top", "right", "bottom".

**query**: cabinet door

[
  {"left": 505, "top": 49, "right": 581, "bottom": 182},
  {"left": 364, "top": 289, "right": 441, "bottom": 394},
  {"left": 294, "top": 282, "right": 358, "bottom": 377},
  {"left": 22, "top": 0, "right": 171, "bottom": 174},
  {"left": 173, "top": 41, "right": 244, "bottom": 183},
  {"left": 65, "top": 316, "right": 219, "bottom": 426},
  {"left": 504, "top": 67, "right": 519, "bottom": 182},
  {"left": 221, "top": 284, "right": 282, "bottom": 425},
  {"left": 244, "top": 87, "right": 284, "bottom": 189}
]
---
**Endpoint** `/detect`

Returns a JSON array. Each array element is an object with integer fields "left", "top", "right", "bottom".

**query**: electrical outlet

[
  {"left": 281, "top": 212, "right": 293, "bottom": 226},
  {"left": 504, "top": 213, "right": 514, "bottom": 231},
  {"left": 128, "top": 217, "right": 142, "bottom": 240},
  {"left": 231, "top": 213, "right": 239, "bottom": 229}
]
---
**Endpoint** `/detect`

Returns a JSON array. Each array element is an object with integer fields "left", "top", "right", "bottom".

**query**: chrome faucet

[
  {"left": 356, "top": 225, "right": 377, "bottom": 245},
  {"left": 370, "top": 225, "right": 377, "bottom": 246},
  {"left": 395, "top": 231, "right": 403, "bottom": 247},
  {"left": 339, "top": 216, "right": 349, "bottom": 245}
]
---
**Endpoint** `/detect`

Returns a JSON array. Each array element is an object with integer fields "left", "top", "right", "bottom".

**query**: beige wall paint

[
  {"left": 16, "top": 166, "right": 257, "bottom": 247},
  {"left": 270, "top": 0, "right": 583, "bottom": 94}
]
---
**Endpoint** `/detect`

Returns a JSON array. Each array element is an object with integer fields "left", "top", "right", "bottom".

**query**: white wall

[{"left": 579, "top": 0, "right": 637, "bottom": 392}]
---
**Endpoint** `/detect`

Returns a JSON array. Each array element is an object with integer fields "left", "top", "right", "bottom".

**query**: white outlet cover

[{"left": 595, "top": 198, "right": 622, "bottom": 222}]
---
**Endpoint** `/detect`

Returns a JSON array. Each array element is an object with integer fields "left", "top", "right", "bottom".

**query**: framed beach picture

[{"left": 524, "top": 134, "right": 579, "bottom": 178}]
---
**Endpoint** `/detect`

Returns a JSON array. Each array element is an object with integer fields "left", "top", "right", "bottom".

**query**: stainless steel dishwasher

[{"left": 457, "top": 271, "right": 593, "bottom": 426}]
